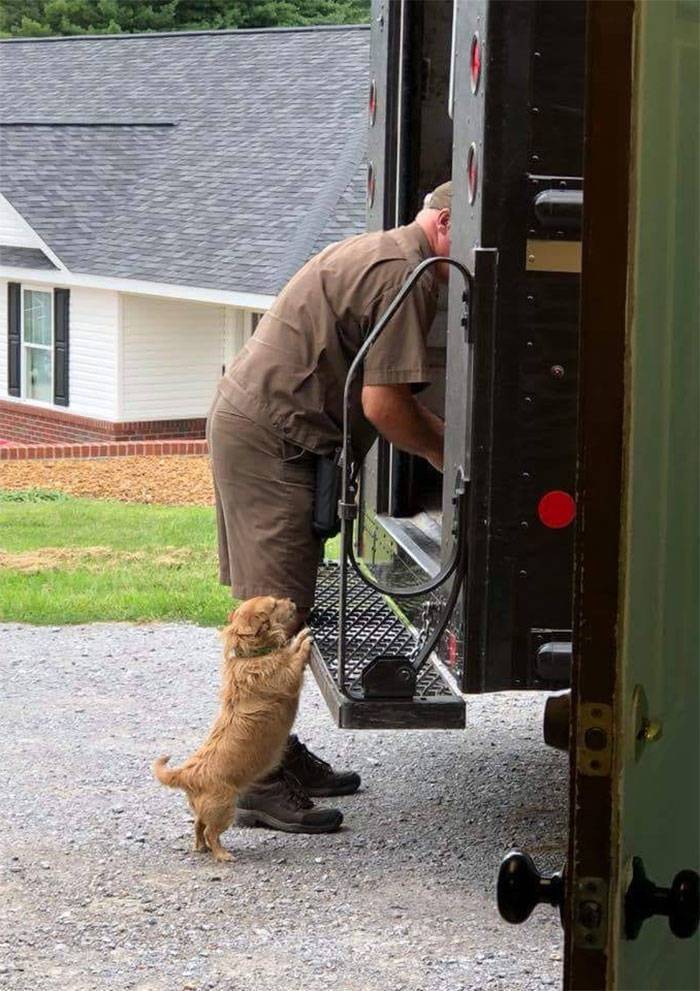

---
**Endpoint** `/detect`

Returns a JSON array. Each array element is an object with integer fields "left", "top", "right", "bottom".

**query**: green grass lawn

[
  {"left": 0, "top": 489, "right": 339, "bottom": 626},
  {"left": 0, "top": 489, "right": 232, "bottom": 625}
]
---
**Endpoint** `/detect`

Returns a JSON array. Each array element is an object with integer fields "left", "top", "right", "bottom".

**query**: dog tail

[{"left": 152, "top": 755, "right": 184, "bottom": 788}]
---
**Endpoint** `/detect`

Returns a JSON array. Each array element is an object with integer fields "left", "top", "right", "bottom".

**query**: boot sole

[{"left": 236, "top": 810, "right": 342, "bottom": 834}]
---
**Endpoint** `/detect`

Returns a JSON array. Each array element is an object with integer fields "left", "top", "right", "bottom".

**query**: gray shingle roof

[
  {"left": 0, "top": 245, "right": 57, "bottom": 269},
  {"left": 0, "top": 27, "right": 369, "bottom": 295}
]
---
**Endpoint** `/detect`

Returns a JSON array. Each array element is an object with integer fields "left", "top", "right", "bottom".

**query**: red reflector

[
  {"left": 368, "top": 79, "right": 377, "bottom": 126},
  {"left": 447, "top": 631, "right": 458, "bottom": 666},
  {"left": 366, "top": 161, "right": 375, "bottom": 208},
  {"left": 467, "top": 143, "right": 478, "bottom": 204},
  {"left": 470, "top": 34, "right": 482, "bottom": 94},
  {"left": 538, "top": 490, "right": 576, "bottom": 529}
]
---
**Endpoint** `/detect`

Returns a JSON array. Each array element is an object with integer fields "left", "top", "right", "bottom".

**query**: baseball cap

[{"left": 425, "top": 180, "right": 452, "bottom": 211}]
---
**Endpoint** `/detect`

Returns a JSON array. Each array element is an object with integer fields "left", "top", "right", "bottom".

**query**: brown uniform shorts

[{"left": 207, "top": 392, "right": 321, "bottom": 609}]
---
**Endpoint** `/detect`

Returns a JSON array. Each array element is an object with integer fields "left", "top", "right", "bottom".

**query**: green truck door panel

[
  {"left": 614, "top": 2, "right": 699, "bottom": 988},
  {"left": 568, "top": 2, "right": 698, "bottom": 988}
]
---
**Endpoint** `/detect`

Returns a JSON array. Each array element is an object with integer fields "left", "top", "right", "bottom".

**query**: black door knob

[
  {"left": 625, "top": 857, "right": 699, "bottom": 940},
  {"left": 497, "top": 850, "right": 565, "bottom": 925}
]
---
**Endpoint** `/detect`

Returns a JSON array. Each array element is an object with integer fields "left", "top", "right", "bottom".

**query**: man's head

[
  {"left": 423, "top": 181, "right": 452, "bottom": 212},
  {"left": 416, "top": 180, "right": 452, "bottom": 281}
]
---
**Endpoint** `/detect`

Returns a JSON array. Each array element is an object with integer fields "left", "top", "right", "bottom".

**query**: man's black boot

[
  {"left": 281, "top": 734, "right": 361, "bottom": 797},
  {"left": 236, "top": 770, "right": 343, "bottom": 833}
]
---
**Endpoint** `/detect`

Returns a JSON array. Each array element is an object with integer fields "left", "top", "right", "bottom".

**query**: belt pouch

[{"left": 312, "top": 451, "right": 342, "bottom": 539}]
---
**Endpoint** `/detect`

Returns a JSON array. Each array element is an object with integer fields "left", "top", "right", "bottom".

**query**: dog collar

[{"left": 233, "top": 645, "right": 278, "bottom": 658}]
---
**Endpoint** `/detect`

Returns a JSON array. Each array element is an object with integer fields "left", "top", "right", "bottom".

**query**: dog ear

[
  {"left": 250, "top": 612, "right": 271, "bottom": 636},
  {"left": 229, "top": 609, "right": 271, "bottom": 638}
]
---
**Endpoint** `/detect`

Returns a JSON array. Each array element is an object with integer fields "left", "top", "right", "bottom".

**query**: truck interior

[{"left": 373, "top": 0, "right": 453, "bottom": 576}]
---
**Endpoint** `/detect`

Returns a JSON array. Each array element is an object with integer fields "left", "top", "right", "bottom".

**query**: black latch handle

[
  {"left": 533, "top": 188, "right": 583, "bottom": 232},
  {"left": 625, "top": 857, "right": 699, "bottom": 940},
  {"left": 497, "top": 850, "right": 565, "bottom": 926}
]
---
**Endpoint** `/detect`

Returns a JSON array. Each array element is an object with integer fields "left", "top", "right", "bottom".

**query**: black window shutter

[
  {"left": 53, "top": 288, "right": 69, "bottom": 407},
  {"left": 7, "top": 282, "right": 21, "bottom": 397}
]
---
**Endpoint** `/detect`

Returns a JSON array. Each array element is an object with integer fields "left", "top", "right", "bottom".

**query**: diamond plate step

[{"left": 309, "top": 562, "right": 465, "bottom": 730}]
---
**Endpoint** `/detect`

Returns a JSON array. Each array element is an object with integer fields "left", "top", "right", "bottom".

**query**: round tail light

[
  {"left": 538, "top": 490, "right": 576, "bottom": 529},
  {"left": 467, "top": 143, "right": 478, "bottom": 204},
  {"left": 470, "top": 33, "right": 482, "bottom": 94}
]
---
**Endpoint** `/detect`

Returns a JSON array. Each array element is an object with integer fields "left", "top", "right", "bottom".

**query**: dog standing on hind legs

[{"left": 153, "top": 596, "right": 312, "bottom": 863}]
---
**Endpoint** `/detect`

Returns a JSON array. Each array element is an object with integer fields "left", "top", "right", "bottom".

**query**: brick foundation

[
  {"left": 0, "top": 439, "right": 209, "bottom": 461},
  {"left": 0, "top": 400, "right": 206, "bottom": 445}
]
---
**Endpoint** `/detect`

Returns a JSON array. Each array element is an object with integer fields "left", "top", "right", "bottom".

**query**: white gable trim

[
  {"left": 0, "top": 265, "right": 275, "bottom": 310},
  {"left": 0, "top": 194, "right": 68, "bottom": 271}
]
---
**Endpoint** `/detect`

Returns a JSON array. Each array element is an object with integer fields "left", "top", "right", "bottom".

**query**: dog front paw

[{"left": 292, "top": 627, "right": 313, "bottom": 651}]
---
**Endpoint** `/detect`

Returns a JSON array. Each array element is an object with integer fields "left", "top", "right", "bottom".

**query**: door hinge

[
  {"left": 573, "top": 876, "right": 609, "bottom": 950},
  {"left": 577, "top": 702, "right": 612, "bottom": 776}
]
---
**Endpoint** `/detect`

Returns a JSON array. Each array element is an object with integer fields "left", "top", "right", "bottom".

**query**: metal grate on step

[{"left": 309, "top": 562, "right": 465, "bottom": 730}]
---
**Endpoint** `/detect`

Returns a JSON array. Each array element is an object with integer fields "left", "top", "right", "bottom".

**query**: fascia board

[{"left": 0, "top": 265, "right": 276, "bottom": 310}]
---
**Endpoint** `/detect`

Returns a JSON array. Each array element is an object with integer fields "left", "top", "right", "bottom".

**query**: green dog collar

[{"left": 233, "top": 644, "right": 279, "bottom": 658}]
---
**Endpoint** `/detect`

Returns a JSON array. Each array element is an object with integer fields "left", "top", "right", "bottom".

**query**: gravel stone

[{"left": 1, "top": 622, "right": 568, "bottom": 990}]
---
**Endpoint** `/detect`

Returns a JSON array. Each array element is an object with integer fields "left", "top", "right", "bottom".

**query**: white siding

[
  {"left": 1, "top": 284, "right": 265, "bottom": 423},
  {"left": 121, "top": 294, "right": 227, "bottom": 420},
  {"left": 0, "top": 280, "right": 120, "bottom": 420},
  {"left": 0, "top": 194, "right": 45, "bottom": 249},
  {"left": 69, "top": 287, "right": 120, "bottom": 419}
]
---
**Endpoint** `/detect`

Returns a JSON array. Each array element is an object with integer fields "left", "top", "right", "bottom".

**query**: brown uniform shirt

[{"left": 218, "top": 221, "right": 438, "bottom": 458}]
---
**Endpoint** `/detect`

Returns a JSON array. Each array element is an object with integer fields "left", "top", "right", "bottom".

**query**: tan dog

[{"left": 153, "top": 596, "right": 311, "bottom": 862}]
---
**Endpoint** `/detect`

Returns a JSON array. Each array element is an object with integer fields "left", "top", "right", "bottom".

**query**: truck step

[{"left": 309, "top": 562, "right": 466, "bottom": 730}]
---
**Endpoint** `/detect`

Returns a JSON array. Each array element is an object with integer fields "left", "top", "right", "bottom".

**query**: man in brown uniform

[{"left": 208, "top": 182, "right": 452, "bottom": 832}]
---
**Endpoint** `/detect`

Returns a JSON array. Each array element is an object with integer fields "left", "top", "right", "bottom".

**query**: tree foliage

[{"left": 0, "top": 0, "right": 371, "bottom": 37}]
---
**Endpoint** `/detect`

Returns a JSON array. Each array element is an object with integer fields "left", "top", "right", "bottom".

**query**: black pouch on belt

[{"left": 312, "top": 450, "right": 342, "bottom": 539}]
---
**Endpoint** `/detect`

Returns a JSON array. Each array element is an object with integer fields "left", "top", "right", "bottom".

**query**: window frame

[
  {"left": 248, "top": 310, "right": 265, "bottom": 336},
  {"left": 20, "top": 285, "right": 54, "bottom": 405}
]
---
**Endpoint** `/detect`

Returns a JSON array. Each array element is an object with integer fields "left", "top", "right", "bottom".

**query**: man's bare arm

[{"left": 361, "top": 384, "right": 444, "bottom": 471}]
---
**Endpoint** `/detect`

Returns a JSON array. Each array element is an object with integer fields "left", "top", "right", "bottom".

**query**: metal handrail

[{"left": 337, "top": 255, "right": 474, "bottom": 688}]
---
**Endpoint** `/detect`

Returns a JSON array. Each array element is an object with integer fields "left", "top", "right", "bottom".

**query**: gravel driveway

[{"left": 1, "top": 623, "right": 568, "bottom": 991}]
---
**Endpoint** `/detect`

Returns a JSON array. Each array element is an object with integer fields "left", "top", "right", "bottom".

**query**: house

[{"left": 0, "top": 26, "right": 369, "bottom": 444}]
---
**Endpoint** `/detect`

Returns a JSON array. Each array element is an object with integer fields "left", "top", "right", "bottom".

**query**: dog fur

[{"left": 153, "top": 595, "right": 311, "bottom": 862}]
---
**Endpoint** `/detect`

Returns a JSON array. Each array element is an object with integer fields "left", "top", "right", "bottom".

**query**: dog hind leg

[
  {"left": 193, "top": 818, "right": 208, "bottom": 852},
  {"left": 204, "top": 822, "right": 233, "bottom": 863},
  {"left": 201, "top": 796, "right": 236, "bottom": 863}
]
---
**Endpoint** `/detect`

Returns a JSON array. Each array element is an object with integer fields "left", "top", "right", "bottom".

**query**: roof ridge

[{"left": 0, "top": 24, "right": 370, "bottom": 44}]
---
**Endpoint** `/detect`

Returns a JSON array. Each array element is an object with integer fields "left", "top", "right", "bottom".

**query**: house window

[
  {"left": 22, "top": 288, "right": 53, "bottom": 402},
  {"left": 249, "top": 310, "right": 265, "bottom": 334},
  {"left": 7, "top": 282, "right": 68, "bottom": 406}
]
